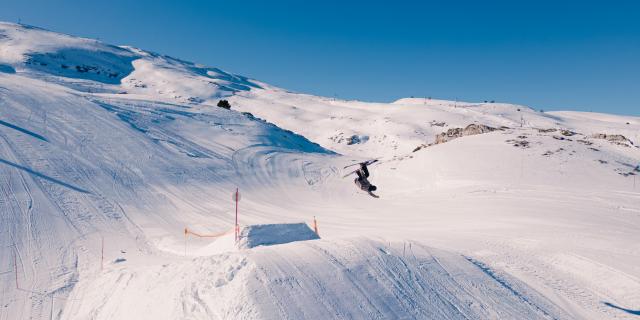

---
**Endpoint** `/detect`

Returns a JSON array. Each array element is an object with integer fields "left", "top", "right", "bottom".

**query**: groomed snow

[{"left": 61, "top": 239, "right": 572, "bottom": 319}]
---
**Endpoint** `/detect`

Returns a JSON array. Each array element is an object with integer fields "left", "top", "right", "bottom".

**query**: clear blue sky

[{"left": 2, "top": 0, "right": 639, "bottom": 115}]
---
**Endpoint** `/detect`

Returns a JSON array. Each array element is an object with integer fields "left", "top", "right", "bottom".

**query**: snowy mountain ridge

[
  {"left": 1, "top": 22, "right": 639, "bottom": 319},
  {"left": 0, "top": 22, "right": 265, "bottom": 102}
]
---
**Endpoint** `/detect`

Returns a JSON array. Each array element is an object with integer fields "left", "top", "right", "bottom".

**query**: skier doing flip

[{"left": 354, "top": 162, "right": 378, "bottom": 196}]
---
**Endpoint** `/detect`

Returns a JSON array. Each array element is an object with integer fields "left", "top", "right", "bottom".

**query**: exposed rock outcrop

[
  {"left": 560, "top": 130, "right": 577, "bottom": 137},
  {"left": 413, "top": 124, "right": 500, "bottom": 152},
  {"left": 591, "top": 133, "right": 634, "bottom": 147},
  {"left": 347, "top": 135, "right": 369, "bottom": 145},
  {"left": 435, "top": 124, "right": 497, "bottom": 144}
]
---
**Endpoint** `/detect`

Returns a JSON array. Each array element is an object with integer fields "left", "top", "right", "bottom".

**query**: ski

[
  {"left": 343, "top": 158, "right": 379, "bottom": 169},
  {"left": 342, "top": 159, "right": 379, "bottom": 178}
]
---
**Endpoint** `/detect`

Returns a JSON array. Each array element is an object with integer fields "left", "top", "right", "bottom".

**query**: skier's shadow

[
  {"left": 0, "top": 119, "right": 48, "bottom": 142},
  {"left": 603, "top": 302, "right": 640, "bottom": 316},
  {"left": 0, "top": 158, "right": 91, "bottom": 194}
]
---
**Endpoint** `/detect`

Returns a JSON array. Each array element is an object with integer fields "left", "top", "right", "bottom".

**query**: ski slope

[
  {"left": 62, "top": 238, "right": 572, "bottom": 319},
  {"left": 1, "top": 22, "right": 640, "bottom": 319}
]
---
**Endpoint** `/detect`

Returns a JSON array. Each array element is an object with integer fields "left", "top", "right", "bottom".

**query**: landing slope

[{"left": 62, "top": 238, "right": 571, "bottom": 320}]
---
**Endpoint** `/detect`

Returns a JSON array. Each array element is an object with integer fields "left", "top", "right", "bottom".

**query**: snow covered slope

[
  {"left": 62, "top": 238, "right": 571, "bottom": 319},
  {"left": 231, "top": 93, "right": 639, "bottom": 159},
  {"left": 1, "top": 22, "right": 639, "bottom": 319}
]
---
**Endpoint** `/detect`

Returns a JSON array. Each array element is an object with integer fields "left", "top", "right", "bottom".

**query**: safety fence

[
  {"left": 183, "top": 226, "right": 236, "bottom": 256},
  {"left": 184, "top": 227, "right": 235, "bottom": 238}
]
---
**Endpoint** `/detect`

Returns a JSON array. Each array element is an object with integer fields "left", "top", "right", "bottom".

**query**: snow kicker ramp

[
  {"left": 61, "top": 238, "right": 569, "bottom": 320},
  {"left": 238, "top": 223, "right": 320, "bottom": 249},
  {"left": 195, "top": 223, "right": 320, "bottom": 255}
]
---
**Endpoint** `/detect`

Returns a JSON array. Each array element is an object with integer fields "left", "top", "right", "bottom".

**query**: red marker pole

[{"left": 313, "top": 216, "right": 319, "bottom": 236}]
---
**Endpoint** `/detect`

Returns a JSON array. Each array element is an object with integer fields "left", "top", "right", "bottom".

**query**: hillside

[{"left": 1, "top": 22, "right": 639, "bottom": 319}]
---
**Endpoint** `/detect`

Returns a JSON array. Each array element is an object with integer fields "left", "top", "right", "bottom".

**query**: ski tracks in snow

[
  {"left": 245, "top": 239, "right": 570, "bottom": 320},
  {"left": 474, "top": 238, "right": 640, "bottom": 319}
]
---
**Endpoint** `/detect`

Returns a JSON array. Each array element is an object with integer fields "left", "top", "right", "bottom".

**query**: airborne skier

[{"left": 354, "top": 162, "right": 378, "bottom": 196}]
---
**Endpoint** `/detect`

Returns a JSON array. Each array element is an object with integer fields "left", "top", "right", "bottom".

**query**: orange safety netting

[{"left": 184, "top": 227, "right": 235, "bottom": 238}]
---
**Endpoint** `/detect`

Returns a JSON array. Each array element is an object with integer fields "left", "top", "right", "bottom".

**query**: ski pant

[{"left": 356, "top": 165, "right": 369, "bottom": 179}]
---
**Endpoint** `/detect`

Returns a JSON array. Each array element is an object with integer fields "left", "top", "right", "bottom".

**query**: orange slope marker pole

[{"left": 313, "top": 216, "right": 319, "bottom": 236}]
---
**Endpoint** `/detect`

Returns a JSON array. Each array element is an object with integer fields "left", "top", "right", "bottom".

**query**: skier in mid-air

[{"left": 354, "top": 162, "right": 378, "bottom": 196}]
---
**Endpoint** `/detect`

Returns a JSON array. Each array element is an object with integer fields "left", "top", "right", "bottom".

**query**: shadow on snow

[
  {"left": 0, "top": 157, "right": 90, "bottom": 194},
  {"left": 604, "top": 302, "right": 640, "bottom": 316},
  {"left": 0, "top": 119, "right": 48, "bottom": 142}
]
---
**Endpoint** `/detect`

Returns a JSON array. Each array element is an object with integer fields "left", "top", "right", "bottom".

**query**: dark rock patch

[
  {"left": 435, "top": 124, "right": 497, "bottom": 144},
  {"left": 591, "top": 133, "right": 634, "bottom": 147}
]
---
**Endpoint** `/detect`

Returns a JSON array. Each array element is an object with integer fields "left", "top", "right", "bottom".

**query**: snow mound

[
  {"left": 63, "top": 238, "right": 571, "bottom": 319},
  {"left": 238, "top": 223, "right": 320, "bottom": 249}
]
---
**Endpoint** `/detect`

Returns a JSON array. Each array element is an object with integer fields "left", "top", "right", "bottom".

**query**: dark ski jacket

[
  {"left": 354, "top": 164, "right": 376, "bottom": 192},
  {"left": 355, "top": 176, "right": 372, "bottom": 191}
]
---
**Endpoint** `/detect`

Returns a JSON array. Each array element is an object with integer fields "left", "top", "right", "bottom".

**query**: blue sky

[{"left": 2, "top": 0, "right": 639, "bottom": 115}]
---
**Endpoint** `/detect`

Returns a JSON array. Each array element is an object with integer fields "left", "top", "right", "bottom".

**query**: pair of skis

[{"left": 341, "top": 159, "right": 379, "bottom": 178}]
